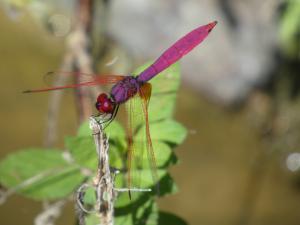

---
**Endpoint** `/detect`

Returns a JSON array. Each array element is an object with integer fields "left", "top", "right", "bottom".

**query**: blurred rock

[{"left": 107, "top": 0, "right": 280, "bottom": 104}]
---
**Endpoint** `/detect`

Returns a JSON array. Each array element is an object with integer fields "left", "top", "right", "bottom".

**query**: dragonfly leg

[
  {"left": 103, "top": 104, "right": 120, "bottom": 129},
  {"left": 91, "top": 114, "right": 103, "bottom": 127},
  {"left": 91, "top": 104, "right": 119, "bottom": 128}
]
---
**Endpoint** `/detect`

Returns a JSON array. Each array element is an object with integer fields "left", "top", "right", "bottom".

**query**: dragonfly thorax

[
  {"left": 95, "top": 93, "right": 115, "bottom": 114},
  {"left": 110, "top": 76, "right": 141, "bottom": 104}
]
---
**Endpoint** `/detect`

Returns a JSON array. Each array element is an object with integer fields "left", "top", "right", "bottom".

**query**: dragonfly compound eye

[
  {"left": 95, "top": 93, "right": 114, "bottom": 114},
  {"left": 97, "top": 93, "right": 108, "bottom": 102}
]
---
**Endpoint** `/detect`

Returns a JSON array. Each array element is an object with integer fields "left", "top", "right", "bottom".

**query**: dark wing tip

[{"left": 22, "top": 90, "right": 31, "bottom": 93}]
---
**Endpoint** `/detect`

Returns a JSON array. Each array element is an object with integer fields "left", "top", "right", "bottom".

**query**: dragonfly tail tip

[{"left": 207, "top": 21, "right": 218, "bottom": 32}]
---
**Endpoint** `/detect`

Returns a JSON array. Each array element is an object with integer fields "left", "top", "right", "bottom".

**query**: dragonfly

[{"left": 24, "top": 21, "right": 217, "bottom": 193}]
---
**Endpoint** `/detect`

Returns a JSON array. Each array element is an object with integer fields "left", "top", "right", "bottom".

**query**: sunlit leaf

[
  {"left": 0, "top": 149, "right": 85, "bottom": 200},
  {"left": 85, "top": 214, "right": 100, "bottom": 225},
  {"left": 65, "top": 136, "right": 123, "bottom": 170},
  {"left": 279, "top": 0, "right": 300, "bottom": 57},
  {"left": 3, "top": 0, "right": 35, "bottom": 8},
  {"left": 115, "top": 200, "right": 158, "bottom": 225},
  {"left": 114, "top": 169, "right": 168, "bottom": 208},
  {"left": 149, "top": 120, "right": 187, "bottom": 145},
  {"left": 65, "top": 136, "right": 97, "bottom": 170},
  {"left": 133, "top": 62, "right": 181, "bottom": 122},
  {"left": 77, "top": 120, "right": 127, "bottom": 150},
  {"left": 85, "top": 200, "right": 158, "bottom": 225}
]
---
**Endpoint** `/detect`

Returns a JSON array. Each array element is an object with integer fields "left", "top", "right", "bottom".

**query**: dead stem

[
  {"left": 44, "top": 52, "right": 74, "bottom": 147},
  {"left": 44, "top": 0, "right": 103, "bottom": 147},
  {"left": 90, "top": 117, "right": 115, "bottom": 225},
  {"left": 34, "top": 200, "right": 66, "bottom": 225}
]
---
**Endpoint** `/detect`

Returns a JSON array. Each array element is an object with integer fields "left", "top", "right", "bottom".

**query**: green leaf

[
  {"left": 158, "top": 211, "right": 188, "bottom": 225},
  {"left": 78, "top": 120, "right": 127, "bottom": 151},
  {"left": 128, "top": 141, "right": 174, "bottom": 170},
  {"left": 115, "top": 200, "right": 159, "bottom": 225},
  {"left": 114, "top": 169, "right": 168, "bottom": 208},
  {"left": 4, "top": 0, "right": 35, "bottom": 8},
  {"left": 65, "top": 136, "right": 98, "bottom": 170},
  {"left": 109, "top": 144, "right": 126, "bottom": 169},
  {"left": 148, "top": 119, "right": 187, "bottom": 145},
  {"left": 133, "top": 62, "right": 181, "bottom": 122},
  {"left": 157, "top": 173, "right": 178, "bottom": 196},
  {"left": 65, "top": 136, "right": 123, "bottom": 170},
  {"left": 279, "top": 0, "right": 300, "bottom": 57},
  {"left": 82, "top": 185, "right": 97, "bottom": 205},
  {"left": 106, "top": 120, "right": 127, "bottom": 151},
  {"left": 85, "top": 200, "right": 159, "bottom": 225},
  {"left": 132, "top": 200, "right": 158, "bottom": 225},
  {"left": 85, "top": 214, "right": 100, "bottom": 225},
  {"left": 77, "top": 120, "right": 92, "bottom": 137},
  {"left": 0, "top": 149, "right": 85, "bottom": 200},
  {"left": 111, "top": 172, "right": 177, "bottom": 209},
  {"left": 151, "top": 142, "right": 173, "bottom": 167}
]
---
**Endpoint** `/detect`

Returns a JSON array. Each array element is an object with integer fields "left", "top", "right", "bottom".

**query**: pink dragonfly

[{"left": 24, "top": 21, "right": 217, "bottom": 192}]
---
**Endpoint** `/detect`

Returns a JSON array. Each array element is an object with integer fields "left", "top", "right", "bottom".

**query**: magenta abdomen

[{"left": 137, "top": 21, "right": 217, "bottom": 83}]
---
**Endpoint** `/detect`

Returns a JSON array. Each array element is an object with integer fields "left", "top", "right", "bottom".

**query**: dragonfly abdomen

[{"left": 137, "top": 21, "right": 217, "bottom": 83}]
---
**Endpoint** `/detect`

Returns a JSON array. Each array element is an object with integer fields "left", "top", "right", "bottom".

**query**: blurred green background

[{"left": 1, "top": 0, "right": 300, "bottom": 225}]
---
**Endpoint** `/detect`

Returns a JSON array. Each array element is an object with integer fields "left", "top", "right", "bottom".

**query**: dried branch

[
  {"left": 75, "top": 117, "right": 116, "bottom": 225},
  {"left": 34, "top": 200, "right": 66, "bottom": 225},
  {"left": 75, "top": 114, "right": 155, "bottom": 225},
  {"left": 44, "top": 53, "right": 74, "bottom": 147},
  {"left": 44, "top": 0, "right": 103, "bottom": 146},
  {"left": 90, "top": 117, "right": 115, "bottom": 225},
  {"left": 72, "top": 0, "right": 94, "bottom": 123}
]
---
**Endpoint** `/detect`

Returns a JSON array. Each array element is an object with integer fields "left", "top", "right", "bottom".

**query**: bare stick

[
  {"left": 75, "top": 117, "right": 153, "bottom": 225},
  {"left": 34, "top": 200, "right": 66, "bottom": 225},
  {"left": 45, "top": 0, "right": 103, "bottom": 146},
  {"left": 72, "top": 0, "right": 94, "bottom": 123},
  {"left": 90, "top": 117, "right": 115, "bottom": 225},
  {"left": 44, "top": 53, "right": 74, "bottom": 147}
]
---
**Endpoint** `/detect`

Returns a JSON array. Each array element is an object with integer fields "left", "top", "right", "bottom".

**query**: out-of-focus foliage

[
  {"left": 0, "top": 63, "right": 187, "bottom": 225},
  {"left": 3, "top": 0, "right": 35, "bottom": 8},
  {"left": 0, "top": 148, "right": 85, "bottom": 200},
  {"left": 2, "top": 0, "right": 73, "bottom": 37},
  {"left": 279, "top": 0, "right": 300, "bottom": 58}
]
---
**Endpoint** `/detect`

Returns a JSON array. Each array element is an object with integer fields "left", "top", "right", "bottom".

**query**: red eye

[
  {"left": 95, "top": 93, "right": 114, "bottom": 113},
  {"left": 100, "top": 100, "right": 113, "bottom": 113},
  {"left": 97, "top": 93, "right": 108, "bottom": 102}
]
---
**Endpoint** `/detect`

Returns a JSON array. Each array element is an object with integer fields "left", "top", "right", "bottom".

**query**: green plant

[
  {"left": 279, "top": 0, "right": 300, "bottom": 58},
  {"left": 0, "top": 63, "right": 187, "bottom": 225}
]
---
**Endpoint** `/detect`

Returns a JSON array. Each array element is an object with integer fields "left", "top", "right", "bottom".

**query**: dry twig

[
  {"left": 90, "top": 117, "right": 115, "bottom": 225},
  {"left": 76, "top": 117, "right": 115, "bottom": 225},
  {"left": 34, "top": 200, "right": 67, "bottom": 225}
]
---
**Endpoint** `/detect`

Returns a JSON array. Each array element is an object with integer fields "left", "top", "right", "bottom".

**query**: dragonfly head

[{"left": 95, "top": 93, "right": 115, "bottom": 114}]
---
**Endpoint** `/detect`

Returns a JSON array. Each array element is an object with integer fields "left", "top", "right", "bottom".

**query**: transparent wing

[
  {"left": 125, "top": 94, "right": 143, "bottom": 194},
  {"left": 24, "top": 71, "right": 126, "bottom": 93},
  {"left": 124, "top": 83, "right": 159, "bottom": 197},
  {"left": 138, "top": 83, "right": 159, "bottom": 190},
  {"left": 133, "top": 62, "right": 181, "bottom": 122}
]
